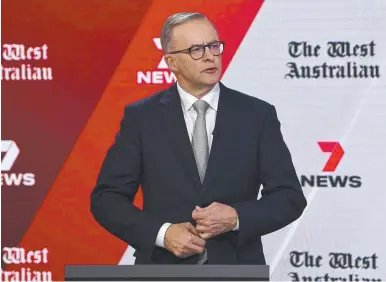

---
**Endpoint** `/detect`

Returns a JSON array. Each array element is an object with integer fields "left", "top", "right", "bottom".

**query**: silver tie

[
  {"left": 192, "top": 100, "right": 210, "bottom": 264},
  {"left": 192, "top": 100, "right": 210, "bottom": 183}
]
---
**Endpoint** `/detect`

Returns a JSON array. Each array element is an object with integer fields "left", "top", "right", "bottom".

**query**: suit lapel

[
  {"left": 159, "top": 84, "right": 202, "bottom": 190},
  {"left": 159, "top": 83, "right": 237, "bottom": 194},
  {"left": 202, "top": 82, "right": 235, "bottom": 192}
]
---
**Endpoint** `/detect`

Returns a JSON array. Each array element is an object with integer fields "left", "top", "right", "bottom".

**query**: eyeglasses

[{"left": 166, "top": 41, "right": 225, "bottom": 60}]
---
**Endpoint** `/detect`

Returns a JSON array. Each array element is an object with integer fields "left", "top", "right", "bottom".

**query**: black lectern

[{"left": 64, "top": 265, "right": 270, "bottom": 281}]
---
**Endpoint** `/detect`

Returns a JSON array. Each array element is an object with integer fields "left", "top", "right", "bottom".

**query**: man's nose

[{"left": 203, "top": 46, "right": 214, "bottom": 61}]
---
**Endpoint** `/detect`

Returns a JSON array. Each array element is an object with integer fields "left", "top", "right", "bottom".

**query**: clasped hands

[
  {"left": 193, "top": 202, "right": 238, "bottom": 240},
  {"left": 164, "top": 202, "right": 238, "bottom": 258}
]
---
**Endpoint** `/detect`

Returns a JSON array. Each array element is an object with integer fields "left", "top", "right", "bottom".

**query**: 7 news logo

[
  {"left": 1, "top": 140, "right": 35, "bottom": 186},
  {"left": 136, "top": 38, "right": 177, "bottom": 85},
  {"left": 300, "top": 141, "right": 362, "bottom": 188}
]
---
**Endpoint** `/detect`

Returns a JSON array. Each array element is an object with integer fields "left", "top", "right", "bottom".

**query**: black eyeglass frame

[{"left": 165, "top": 41, "right": 225, "bottom": 60}]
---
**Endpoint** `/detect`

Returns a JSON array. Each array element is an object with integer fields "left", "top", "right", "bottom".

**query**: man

[{"left": 90, "top": 12, "right": 307, "bottom": 265}]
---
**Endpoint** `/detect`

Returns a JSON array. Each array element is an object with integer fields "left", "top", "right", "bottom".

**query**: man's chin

[{"left": 200, "top": 77, "right": 220, "bottom": 87}]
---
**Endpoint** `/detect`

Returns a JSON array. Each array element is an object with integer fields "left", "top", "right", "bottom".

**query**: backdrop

[{"left": 1, "top": 0, "right": 385, "bottom": 281}]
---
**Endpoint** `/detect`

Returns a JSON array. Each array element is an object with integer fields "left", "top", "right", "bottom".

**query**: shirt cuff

[
  {"left": 233, "top": 215, "right": 239, "bottom": 231},
  {"left": 155, "top": 222, "right": 172, "bottom": 248}
]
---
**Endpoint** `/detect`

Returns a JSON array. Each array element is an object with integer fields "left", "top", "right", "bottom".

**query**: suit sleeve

[
  {"left": 233, "top": 105, "right": 307, "bottom": 247},
  {"left": 90, "top": 105, "right": 165, "bottom": 258}
]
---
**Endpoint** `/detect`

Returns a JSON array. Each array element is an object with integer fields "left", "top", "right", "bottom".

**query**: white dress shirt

[{"left": 155, "top": 82, "right": 239, "bottom": 248}]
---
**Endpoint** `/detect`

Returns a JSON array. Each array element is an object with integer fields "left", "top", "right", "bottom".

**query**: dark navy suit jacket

[{"left": 90, "top": 82, "right": 307, "bottom": 265}]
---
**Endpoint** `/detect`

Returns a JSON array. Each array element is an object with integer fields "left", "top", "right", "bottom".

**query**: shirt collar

[{"left": 177, "top": 81, "right": 220, "bottom": 113}]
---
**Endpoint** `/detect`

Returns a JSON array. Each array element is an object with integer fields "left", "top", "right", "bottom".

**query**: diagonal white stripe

[
  {"left": 269, "top": 70, "right": 384, "bottom": 276},
  {"left": 118, "top": 246, "right": 136, "bottom": 265}
]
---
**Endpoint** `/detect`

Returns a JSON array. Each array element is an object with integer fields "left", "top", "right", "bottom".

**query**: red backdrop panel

[{"left": 2, "top": 0, "right": 263, "bottom": 280}]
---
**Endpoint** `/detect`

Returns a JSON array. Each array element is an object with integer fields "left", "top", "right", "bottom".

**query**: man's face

[{"left": 167, "top": 19, "right": 223, "bottom": 89}]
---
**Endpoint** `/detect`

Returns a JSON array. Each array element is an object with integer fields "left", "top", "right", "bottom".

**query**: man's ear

[{"left": 164, "top": 55, "right": 178, "bottom": 72}]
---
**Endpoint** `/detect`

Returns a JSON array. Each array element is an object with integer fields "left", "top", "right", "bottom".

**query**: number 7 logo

[
  {"left": 1, "top": 140, "right": 20, "bottom": 172},
  {"left": 318, "top": 141, "right": 344, "bottom": 172},
  {"left": 153, "top": 38, "right": 168, "bottom": 69}
]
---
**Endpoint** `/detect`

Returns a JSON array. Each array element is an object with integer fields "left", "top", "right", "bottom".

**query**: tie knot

[{"left": 193, "top": 100, "right": 210, "bottom": 115}]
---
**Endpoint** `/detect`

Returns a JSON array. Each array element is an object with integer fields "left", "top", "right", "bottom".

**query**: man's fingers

[
  {"left": 192, "top": 211, "right": 207, "bottom": 220},
  {"left": 191, "top": 235, "right": 206, "bottom": 248},
  {"left": 195, "top": 209, "right": 212, "bottom": 220},
  {"left": 196, "top": 219, "right": 210, "bottom": 226},
  {"left": 186, "top": 241, "right": 205, "bottom": 254},
  {"left": 185, "top": 223, "right": 199, "bottom": 236},
  {"left": 199, "top": 232, "right": 212, "bottom": 240},
  {"left": 196, "top": 224, "right": 210, "bottom": 233},
  {"left": 192, "top": 209, "right": 198, "bottom": 220}
]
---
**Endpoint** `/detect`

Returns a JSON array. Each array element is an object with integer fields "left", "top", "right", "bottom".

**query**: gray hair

[{"left": 160, "top": 12, "right": 214, "bottom": 53}]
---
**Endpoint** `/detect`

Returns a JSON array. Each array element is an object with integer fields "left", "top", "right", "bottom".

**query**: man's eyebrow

[
  {"left": 189, "top": 40, "right": 219, "bottom": 47},
  {"left": 207, "top": 40, "right": 219, "bottom": 44}
]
